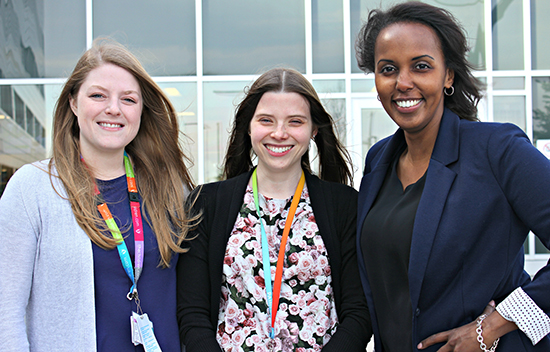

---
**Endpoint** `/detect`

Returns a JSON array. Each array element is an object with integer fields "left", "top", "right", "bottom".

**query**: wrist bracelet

[{"left": 476, "top": 314, "right": 500, "bottom": 352}]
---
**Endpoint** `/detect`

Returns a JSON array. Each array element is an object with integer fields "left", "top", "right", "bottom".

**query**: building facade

[{"left": 1, "top": 0, "right": 549, "bottom": 271}]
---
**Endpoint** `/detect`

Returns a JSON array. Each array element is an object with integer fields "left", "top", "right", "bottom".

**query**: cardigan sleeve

[
  {"left": 177, "top": 186, "right": 224, "bottom": 352},
  {"left": 320, "top": 184, "right": 373, "bottom": 352},
  {"left": 0, "top": 166, "right": 40, "bottom": 352},
  {"left": 488, "top": 123, "right": 550, "bottom": 341}
]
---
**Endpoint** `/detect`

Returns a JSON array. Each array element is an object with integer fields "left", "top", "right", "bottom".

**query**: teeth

[
  {"left": 396, "top": 99, "right": 421, "bottom": 108},
  {"left": 266, "top": 145, "right": 292, "bottom": 153},
  {"left": 99, "top": 122, "right": 122, "bottom": 128}
]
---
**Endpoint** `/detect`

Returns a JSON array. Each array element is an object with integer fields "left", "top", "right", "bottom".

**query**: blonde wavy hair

[{"left": 50, "top": 39, "right": 195, "bottom": 267}]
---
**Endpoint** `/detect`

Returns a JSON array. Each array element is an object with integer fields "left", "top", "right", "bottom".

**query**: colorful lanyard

[
  {"left": 85, "top": 152, "right": 145, "bottom": 300},
  {"left": 252, "top": 168, "right": 305, "bottom": 339}
]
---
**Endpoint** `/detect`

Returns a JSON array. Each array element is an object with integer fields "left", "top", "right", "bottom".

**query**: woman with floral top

[{"left": 176, "top": 67, "right": 372, "bottom": 352}]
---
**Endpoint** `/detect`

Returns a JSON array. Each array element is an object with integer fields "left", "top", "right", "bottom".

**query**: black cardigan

[{"left": 177, "top": 170, "right": 372, "bottom": 352}]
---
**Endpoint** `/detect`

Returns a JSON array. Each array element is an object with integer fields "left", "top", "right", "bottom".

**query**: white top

[{"left": 0, "top": 161, "right": 97, "bottom": 352}]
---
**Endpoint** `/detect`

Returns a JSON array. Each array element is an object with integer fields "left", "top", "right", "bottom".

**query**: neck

[
  {"left": 81, "top": 150, "right": 126, "bottom": 181},
  {"left": 253, "top": 165, "right": 303, "bottom": 199}
]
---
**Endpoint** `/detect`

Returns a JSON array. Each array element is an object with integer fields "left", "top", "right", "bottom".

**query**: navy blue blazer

[{"left": 357, "top": 108, "right": 550, "bottom": 351}]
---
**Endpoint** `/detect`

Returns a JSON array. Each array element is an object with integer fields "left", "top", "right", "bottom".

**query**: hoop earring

[
  {"left": 376, "top": 95, "right": 381, "bottom": 101},
  {"left": 444, "top": 86, "right": 454, "bottom": 96}
]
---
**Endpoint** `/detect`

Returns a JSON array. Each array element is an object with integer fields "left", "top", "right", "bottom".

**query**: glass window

[
  {"left": 350, "top": 0, "right": 485, "bottom": 73},
  {"left": 531, "top": 0, "right": 550, "bottom": 70},
  {"left": 535, "top": 237, "right": 550, "bottom": 254},
  {"left": 0, "top": 165, "right": 15, "bottom": 197},
  {"left": 312, "top": 0, "right": 344, "bottom": 73},
  {"left": 0, "top": 0, "right": 44, "bottom": 78},
  {"left": 203, "top": 81, "right": 248, "bottom": 182},
  {"left": 158, "top": 82, "right": 199, "bottom": 183},
  {"left": 0, "top": 86, "right": 13, "bottom": 118},
  {"left": 26, "top": 107, "right": 34, "bottom": 136},
  {"left": 361, "top": 108, "right": 396, "bottom": 157},
  {"left": 492, "top": 0, "right": 523, "bottom": 70},
  {"left": 493, "top": 96, "right": 525, "bottom": 130},
  {"left": 351, "top": 79, "right": 376, "bottom": 93},
  {"left": 312, "top": 80, "right": 345, "bottom": 94},
  {"left": 15, "top": 93, "right": 25, "bottom": 130},
  {"left": 0, "top": 85, "right": 47, "bottom": 170},
  {"left": 93, "top": 0, "right": 196, "bottom": 76},
  {"left": 493, "top": 77, "right": 524, "bottom": 90},
  {"left": 322, "top": 98, "right": 346, "bottom": 143},
  {"left": 203, "top": 0, "right": 305, "bottom": 75},
  {"left": 44, "top": 1, "right": 86, "bottom": 78},
  {"left": 533, "top": 77, "right": 550, "bottom": 141}
]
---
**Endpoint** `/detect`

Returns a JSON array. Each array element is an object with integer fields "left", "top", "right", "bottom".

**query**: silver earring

[
  {"left": 377, "top": 95, "right": 381, "bottom": 101},
  {"left": 444, "top": 86, "right": 454, "bottom": 96}
]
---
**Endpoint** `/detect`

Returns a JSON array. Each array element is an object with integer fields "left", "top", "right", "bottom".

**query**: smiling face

[
  {"left": 374, "top": 22, "right": 454, "bottom": 137},
  {"left": 70, "top": 63, "right": 142, "bottom": 161},
  {"left": 249, "top": 91, "right": 316, "bottom": 177}
]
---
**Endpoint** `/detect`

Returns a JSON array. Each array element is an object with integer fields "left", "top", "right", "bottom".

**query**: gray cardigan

[{"left": 0, "top": 161, "right": 96, "bottom": 352}]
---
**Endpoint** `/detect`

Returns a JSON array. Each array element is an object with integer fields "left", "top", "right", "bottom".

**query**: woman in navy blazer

[{"left": 355, "top": 2, "right": 550, "bottom": 352}]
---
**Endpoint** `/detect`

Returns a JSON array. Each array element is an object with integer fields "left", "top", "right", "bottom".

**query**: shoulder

[
  {"left": 188, "top": 172, "right": 250, "bottom": 210},
  {"left": 4, "top": 160, "right": 53, "bottom": 193},
  {"left": 305, "top": 172, "right": 358, "bottom": 204}
]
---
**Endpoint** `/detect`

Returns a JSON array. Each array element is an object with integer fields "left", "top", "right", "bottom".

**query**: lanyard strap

[
  {"left": 252, "top": 168, "right": 305, "bottom": 338},
  {"left": 84, "top": 152, "right": 145, "bottom": 300}
]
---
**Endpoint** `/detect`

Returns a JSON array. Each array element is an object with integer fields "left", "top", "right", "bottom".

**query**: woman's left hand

[{"left": 417, "top": 301, "right": 498, "bottom": 351}]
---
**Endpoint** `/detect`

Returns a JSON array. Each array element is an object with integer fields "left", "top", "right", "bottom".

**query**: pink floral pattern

[{"left": 216, "top": 185, "right": 338, "bottom": 352}]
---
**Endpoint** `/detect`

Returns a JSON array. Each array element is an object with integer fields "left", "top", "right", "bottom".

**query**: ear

[
  {"left": 445, "top": 68, "right": 455, "bottom": 89},
  {"left": 69, "top": 96, "right": 78, "bottom": 116},
  {"left": 311, "top": 127, "right": 318, "bottom": 140}
]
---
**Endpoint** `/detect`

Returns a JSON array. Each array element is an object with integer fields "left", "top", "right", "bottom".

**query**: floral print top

[{"left": 216, "top": 184, "right": 338, "bottom": 352}]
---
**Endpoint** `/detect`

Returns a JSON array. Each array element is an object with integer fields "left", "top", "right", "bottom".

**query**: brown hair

[
  {"left": 50, "top": 39, "right": 195, "bottom": 267},
  {"left": 223, "top": 67, "right": 353, "bottom": 185}
]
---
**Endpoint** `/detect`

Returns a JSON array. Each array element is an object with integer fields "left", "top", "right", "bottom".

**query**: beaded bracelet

[{"left": 476, "top": 314, "right": 500, "bottom": 352}]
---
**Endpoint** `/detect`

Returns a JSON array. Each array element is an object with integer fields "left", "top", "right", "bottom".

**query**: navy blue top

[{"left": 93, "top": 175, "right": 180, "bottom": 352}]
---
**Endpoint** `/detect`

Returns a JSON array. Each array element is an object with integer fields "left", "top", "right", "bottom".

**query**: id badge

[{"left": 131, "top": 311, "right": 162, "bottom": 352}]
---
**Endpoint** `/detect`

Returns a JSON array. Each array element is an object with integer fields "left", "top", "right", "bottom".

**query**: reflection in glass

[
  {"left": 312, "top": 0, "right": 344, "bottom": 73},
  {"left": 203, "top": 0, "right": 305, "bottom": 75},
  {"left": 531, "top": 0, "right": 550, "bottom": 69},
  {"left": 493, "top": 96, "right": 525, "bottom": 130},
  {"left": 158, "top": 82, "right": 199, "bottom": 183},
  {"left": 533, "top": 77, "right": 550, "bottom": 141},
  {"left": 0, "top": 85, "right": 47, "bottom": 170},
  {"left": 0, "top": 0, "right": 44, "bottom": 78},
  {"left": 203, "top": 81, "right": 248, "bottom": 182},
  {"left": 44, "top": 1, "right": 86, "bottom": 78},
  {"left": 492, "top": 0, "right": 523, "bottom": 70},
  {"left": 361, "top": 108, "right": 396, "bottom": 157},
  {"left": 350, "top": 0, "right": 485, "bottom": 73},
  {"left": 93, "top": 0, "right": 196, "bottom": 76}
]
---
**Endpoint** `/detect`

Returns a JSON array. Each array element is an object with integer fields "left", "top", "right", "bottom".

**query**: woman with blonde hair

[{"left": 0, "top": 39, "right": 194, "bottom": 351}]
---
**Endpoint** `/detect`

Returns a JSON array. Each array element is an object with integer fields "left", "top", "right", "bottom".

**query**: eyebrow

[{"left": 377, "top": 54, "right": 436, "bottom": 66}]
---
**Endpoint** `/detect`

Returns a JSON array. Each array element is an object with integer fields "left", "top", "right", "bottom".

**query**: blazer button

[{"left": 415, "top": 308, "right": 421, "bottom": 316}]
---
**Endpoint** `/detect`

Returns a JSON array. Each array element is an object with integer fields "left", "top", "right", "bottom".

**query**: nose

[
  {"left": 271, "top": 123, "right": 288, "bottom": 139},
  {"left": 396, "top": 69, "right": 414, "bottom": 92},
  {"left": 105, "top": 98, "right": 121, "bottom": 116}
]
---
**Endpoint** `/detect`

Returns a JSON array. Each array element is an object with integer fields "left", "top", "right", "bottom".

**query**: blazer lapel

[{"left": 408, "top": 109, "right": 460, "bottom": 309}]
